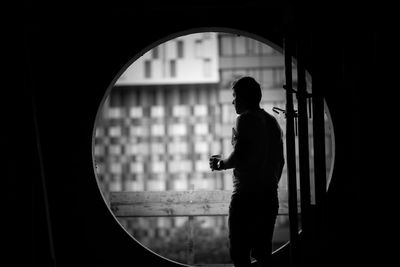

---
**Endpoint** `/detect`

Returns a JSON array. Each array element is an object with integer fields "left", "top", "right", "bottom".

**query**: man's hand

[{"left": 209, "top": 155, "right": 222, "bottom": 171}]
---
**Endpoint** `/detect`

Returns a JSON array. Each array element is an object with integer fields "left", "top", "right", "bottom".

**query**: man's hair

[{"left": 232, "top": 76, "right": 262, "bottom": 107}]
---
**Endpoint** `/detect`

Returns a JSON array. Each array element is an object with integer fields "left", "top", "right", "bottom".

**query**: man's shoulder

[
  {"left": 261, "top": 109, "right": 279, "bottom": 123},
  {"left": 241, "top": 109, "right": 276, "bottom": 123},
  {"left": 237, "top": 110, "right": 258, "bottom": 125},
  {"left": 239, "top": 108, "right": 265, "bottom": 118},
  {"left": 260, "top": 108, "right": 275, "bottom": 119}
]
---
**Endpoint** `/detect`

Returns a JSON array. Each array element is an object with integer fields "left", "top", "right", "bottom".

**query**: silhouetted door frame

[
  {"left": 283, "top": 34, "right": 328, "bottom": 267},
  {"left": 283, "top": 37, "right": 300, "bottom": 267}
]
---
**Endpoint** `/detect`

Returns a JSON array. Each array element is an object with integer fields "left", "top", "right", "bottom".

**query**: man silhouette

[{"left": 210, "top": 76, "right": 285, "bottom": 267}]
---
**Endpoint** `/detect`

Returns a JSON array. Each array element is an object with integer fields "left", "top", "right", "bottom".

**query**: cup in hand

[{"left": 210, "top": 154, "right": 221, "bottom": 171}]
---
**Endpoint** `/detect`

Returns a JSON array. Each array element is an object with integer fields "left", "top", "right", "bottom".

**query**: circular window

[{"left": 92, "top": 29, "right": 335, "bottom": 266}]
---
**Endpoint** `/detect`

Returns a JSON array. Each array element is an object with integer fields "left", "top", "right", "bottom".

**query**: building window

[
  {"left": 152, "top": 161, "right": 166, "bottom": 173},
  {"left": 261, "top": 44, "right": 274, "bottom": 55},
  {"left": 110, "top": 162, "right": 122, "bottom": 174},
  {"left": 169, "top": 124, "right": 186, "bottom": 136},
  {"left": 195, "top": 142, "right": 209, "bottom": 154},
  {"left": 151, "top": 124, "right": 165, "bottom": 136},
  {"left": 195, "top": 39, "right": 203, "bottom": 58},
  {"left": 246, "top": 39, "right": 255, "bottom": 54},
  {"left": 261, "top": 69, "right": 274, "bottom": 88},
  {"left": 170, "top": 60, "right": 176, "bottom": 77},
  {"left": 177, "top": 40, "right": 184, "bottom": 58},
  {"left": 109, "top": 126, "right": 121, "bottom": 137},
  {"left": 130, "top": 162, "right": 144, "bottom": 174},
  {"left": 129, "top": 107, "right": 143, "bottom": 118},
  {"left": 172, "top": 105, "right": 189, "bottom": 117},
  {"left": 152, "top": 47, "right": 159, "bottom": 59},
  {"left": 194, "top": 123, "right": 208, "bottom": 135},
  {"left": 234, "top": 36, "right": 246, "bottom": 55},
  {"left": 221, "top": 70, "right": 234, "bottom": 87},
  {"left": 194, "top": 105, "right": 208, "bottom": 116},
  {"left": 195, "top": 160, "right": 209, "bottom": 172},
  {"left": 248, "top": 39, "right": 262, "bottom": 55},
  {"left": 168, "top": 142, "right": 188, "bottom": 154},
  {"left": 150, "top": 106, "right": 165, "bottom": 117},
  {"left": 202, "top": 32, "right": 211, "bottom": 39},
  {"left": 220, "top": 35, "right": 233, "bottom": 56},
  {"left": 144, "top": 60, "right": 151, "bottom": 78},
  {"left": 168, "top": 160, "right": 191, "bottom": 173},
  {"left": 203, "top": 58, "right": 211, "bottom": 77}
]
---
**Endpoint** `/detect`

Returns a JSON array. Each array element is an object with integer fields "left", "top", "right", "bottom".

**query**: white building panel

[
  {"left": 116, "top": 33, "right": 219, "bottom": 85},
  {"left": 151, "top": 124, "right": 165, "bottom": 136}
]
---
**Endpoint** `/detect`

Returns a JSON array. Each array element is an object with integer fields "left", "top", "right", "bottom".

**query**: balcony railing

[
  {"left": 110, "top": 189, "right": 292, "bottom": 266},
  {"left": 110, "top": 190, "right": 289, "bottom": 217}
]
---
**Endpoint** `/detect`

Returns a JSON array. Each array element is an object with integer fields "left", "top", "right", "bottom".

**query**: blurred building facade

[{"left": 94, "top": 32, "right": 334, "bottom": 265}]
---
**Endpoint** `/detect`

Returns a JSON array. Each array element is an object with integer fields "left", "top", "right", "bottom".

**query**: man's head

[{"left": 231, "top": 76, "right": 262, "bottom": 114}]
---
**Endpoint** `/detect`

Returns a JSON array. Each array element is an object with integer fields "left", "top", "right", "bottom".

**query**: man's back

[{"left": 232, "top": 108, "right": 284, "bottom": 194}]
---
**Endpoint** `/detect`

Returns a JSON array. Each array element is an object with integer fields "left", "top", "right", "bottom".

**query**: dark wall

[{"left": 20, "top": 2, "right": 381, "bottom": 267}]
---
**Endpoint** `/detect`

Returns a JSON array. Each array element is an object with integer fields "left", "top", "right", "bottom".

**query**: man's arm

[{"left": 218, "top": 114, "right": 253, "bottom": 170}]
